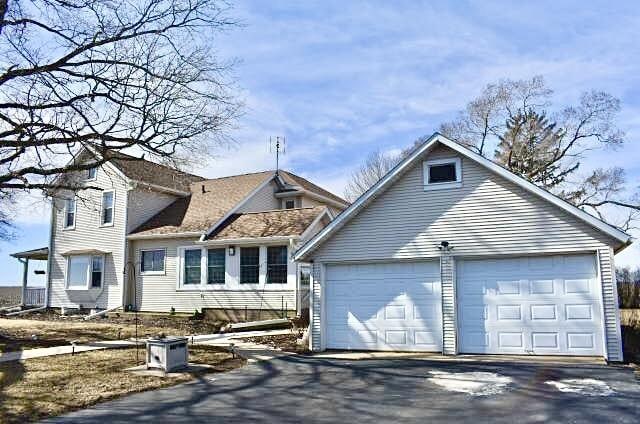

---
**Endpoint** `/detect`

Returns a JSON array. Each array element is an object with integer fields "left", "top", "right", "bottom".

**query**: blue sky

[{"left": 1, "top": 0, "right": 639, "bottom": 285}]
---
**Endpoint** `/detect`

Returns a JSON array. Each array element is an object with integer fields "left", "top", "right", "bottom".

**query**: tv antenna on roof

[{"left": 269, "top": 136, "right": 286, "bottom": 173}]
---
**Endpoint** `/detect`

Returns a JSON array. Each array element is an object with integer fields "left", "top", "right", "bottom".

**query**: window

[
  {"left": 423, "top": 157, "right": 461, "bottom": 190},
  {"left": 183, "top": 249, "right": 202, "bottom": 285},
  {"left": 284, "top": 199, "right": 295, "bottom": 209},
  {"left": 240, "top": 247, "right": 259, "bottom": 284},
  {"left": 101, "top": 191, "right": 114, "bottom": 225},
  {"left": 141, "top": 249, "right": 165, "bottom": 274},
  {"left": 66, "top": 255, "right": 103, "bottom": 289},
  {"left": 86, "top": 167, "right": 97, "bottom": 180},
  {"left": 64, "top": 198, "right": 76, "bottom": 229},
  {"left": 267, "top": 246, "right": 287, "bottom": 284},
  {"left": 207, "top": 249, "right": 226, "bottom": 284},
  {"left": 91, "top": 256, "right": 103, "bottom": 288}
]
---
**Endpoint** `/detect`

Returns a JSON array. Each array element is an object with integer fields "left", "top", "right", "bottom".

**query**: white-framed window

[
  {"left": 86, "top": 167, "right": 97, "bottom": 181},
  {"left": 63, "top": 197, "right": 76, "bottom": 229},
  {"left": 207, "top": 248, "right": 226, "bottom": 284},
  {"left": 183, "top": 248, "right": 202, "bottom": 285},
  {"left": 240, "top": 247, "right": 260, "bottom": 284},
  {"left": 66, "top": 255, "right": 104, "bottom": 290},
  {"left": 177, "top": 246, "right": 228, "bottom": 288},
  {"left": 140, "top": 249, "right": 166, "bottom": 274},
  {"left": 266, "top": 246, "right": 287, "bottom": 284},
  {"left": 423, "top": 157, "right": 462, "bottom": 190},
  {"left": 101, "top": 190, "right": 115, "bottom": 226}
]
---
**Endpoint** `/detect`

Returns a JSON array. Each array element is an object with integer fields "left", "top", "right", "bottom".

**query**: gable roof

[
  {"left": 278, "top": 171, "right": 348, "bottom": 206},
  {"left": 294, "top": 133, "right": 632, "bottom": 260},
  {"left": 206, "top": 206, "right": 328, "bottom": 240},
  {"left": 129, "top": 171, "right": 274, "bottom": 236},
  {"left": 104, "top": 150, "right": 205, "bottom": 193}
]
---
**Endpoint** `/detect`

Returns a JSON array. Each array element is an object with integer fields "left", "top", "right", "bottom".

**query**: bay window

[{"left": 66, "top": 255, "right": 104, "bottom": 289}]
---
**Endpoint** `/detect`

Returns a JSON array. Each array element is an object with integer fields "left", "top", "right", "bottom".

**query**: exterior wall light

[{"left": 228, "top": 246, "right": 235, "bottom": 256}]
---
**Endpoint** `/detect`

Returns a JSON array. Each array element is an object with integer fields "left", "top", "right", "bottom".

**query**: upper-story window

[
  {"left": 266, "top": 246, "right": 287, "bottom": 284},
  {"left": 284, "top": 199, "right": 295, "bottom": 209},
  {"left": 86, "top": 167, "right": 97, "bottom": 180},
  {"left": 101, "top": 191, "right": 114, "bottom": 226},
  {"left": 423, "top": 157, "right": 462, "bottom": 191},
  {"left": 64, "top": 198, "right": 76, "bottom": 229}
]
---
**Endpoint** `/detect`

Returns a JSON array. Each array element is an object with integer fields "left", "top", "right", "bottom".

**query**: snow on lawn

[
  {"left": 545, "top": 379, "right": 615, "bottom": 396},
  {"left": 427, "top": 371, "right": 513, "bottom": 396}
]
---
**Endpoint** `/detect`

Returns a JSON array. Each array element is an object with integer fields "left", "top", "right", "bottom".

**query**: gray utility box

[{"left": 146, "top": 337, "right": 188, "bottom": 372}]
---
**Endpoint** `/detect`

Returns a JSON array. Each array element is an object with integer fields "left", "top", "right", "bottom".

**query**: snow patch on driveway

[
  {"left": 427, "top": 371, "right": 513, "bottom": 396},
  {"left": 545, "top": 379, "right": 614, "bottom": 396}
]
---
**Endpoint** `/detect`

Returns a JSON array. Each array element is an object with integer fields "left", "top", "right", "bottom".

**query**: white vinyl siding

[
  {"left": 49, "top": 164, "right": 128, "bottom": 309},
  {"left": 236, "top": 179, "right": 280, "bottom": 213},
  {"left": 131, "top": 237, "right": 297, "bottom": 313},
  {"left": 313, "top": 145, "right": 618, "bottom": 261},
  {"left": 127, "top": 189, "right": 177, "bottom": 232}
]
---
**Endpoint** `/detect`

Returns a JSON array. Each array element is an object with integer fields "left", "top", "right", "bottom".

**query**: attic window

[
  {"left": 86, "top": 167, "right": 97, "bottom": 180},
  {"left": 423, "top": 157, "right": 462, "bottom": 190}
]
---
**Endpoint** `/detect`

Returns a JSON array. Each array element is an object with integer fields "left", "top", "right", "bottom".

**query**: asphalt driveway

[{"left": 47, "top": 355, "right": 640, "bottom": 423}]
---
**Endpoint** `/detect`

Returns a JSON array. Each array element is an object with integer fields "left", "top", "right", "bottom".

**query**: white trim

[
  {"left": 299, "top": 208, "right": 331, "bottom": 242},
  {"left": 63, "top": 197, "right": 77, "bottom": 230},
  {"left": 127, "top": 231, "right": 202, "bottom": 240},
  {"left": 423, "top": 157, "right": 462, "bottom": 191},
  {"left": 100, "top": 189, "right": 115, "bottom": 227},
  {"left": 65, "top": 254, "right": 105, "bottom": 290},
  {"left": 294, "top": 133, "right": 631, "bottom": 261},
  {"left": 139, "top": 248, "right": 167, "bottom": 275},
  {"left": 196, "top": 235, "right": 299, "bottom": 246},
  {"left": 85, "top": 166, "right": 97, "bottom": 182},
  {"left": 201, "top": 174, "right": 277, "bottom": 241},
  {"left": 275, "top": 189, "right": 349, "bottom": 209}
]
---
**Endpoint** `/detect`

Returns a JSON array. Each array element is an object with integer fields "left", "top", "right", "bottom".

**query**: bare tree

[
  {"left": 0, "top": 0, "right": 240, "bottom": 238},
  {"left": 347, "top": 76, "right": 637, "bottom": 231},
  {"left": 441, "top": 76, "right": 636, "bottom": 230},
  {"left": 344, "top": 149, "right": 400, "bottom": 201}
]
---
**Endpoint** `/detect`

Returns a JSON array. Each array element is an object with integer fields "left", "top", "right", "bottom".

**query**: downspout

[{"left": 45, "top": 197, "right": 56, "bottom": 309}]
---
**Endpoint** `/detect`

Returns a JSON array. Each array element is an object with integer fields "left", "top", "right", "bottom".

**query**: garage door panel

[
  {"left": 326, "top": 261, "right": 442, "bottom": 352},
  {"left": 458, "top": 254, "right": 603, "bottom": 356}
]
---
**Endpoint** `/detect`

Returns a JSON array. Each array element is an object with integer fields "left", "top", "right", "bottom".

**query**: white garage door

[
  {"left": 458, "top": 254, "right": 604, "bottom": 356},
  {"left": 325, "top": 261, "right": 442, "bottom": 351}
]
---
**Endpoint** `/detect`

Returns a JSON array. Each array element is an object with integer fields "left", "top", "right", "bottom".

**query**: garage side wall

[{"left": 598, "top": 248, "right": 623, "bottom": 362}]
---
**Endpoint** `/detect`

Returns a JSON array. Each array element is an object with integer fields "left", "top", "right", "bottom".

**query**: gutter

[
  {"left": 196, "top": 235, "right": 300, "bottom": 246},
  {"left": 127, "top": 231, "right": 202, "bottom": 240}
]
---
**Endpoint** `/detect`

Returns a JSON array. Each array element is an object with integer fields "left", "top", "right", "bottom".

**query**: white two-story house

[{"left": 46, "top": 148, "right": 349, "bottom": 320}]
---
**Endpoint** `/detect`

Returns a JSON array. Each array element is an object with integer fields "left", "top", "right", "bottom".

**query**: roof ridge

[
  {"left": 235, "top": 206, "right": 324, "bottom": 215},
  {"left": 108, "top": 152, "right": 205, "bottom": 180},
  {"left": 195, "top": 170, "right": 275, "bottom": 183}
]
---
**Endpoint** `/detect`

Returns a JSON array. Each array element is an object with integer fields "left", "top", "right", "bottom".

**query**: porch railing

[{"left": 24, "top": 287, "right": 46, "bottom": 306}]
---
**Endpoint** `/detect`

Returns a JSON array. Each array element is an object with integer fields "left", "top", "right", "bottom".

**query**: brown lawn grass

[
  {"left": 0, "top": 318, "right": 210, "bottom": 353},
  {"left": 0, "top": 345, "right": 244, "bottom": 423},
  {"left": 620, "top": 309, "right": 640, "bottom": 364}
]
